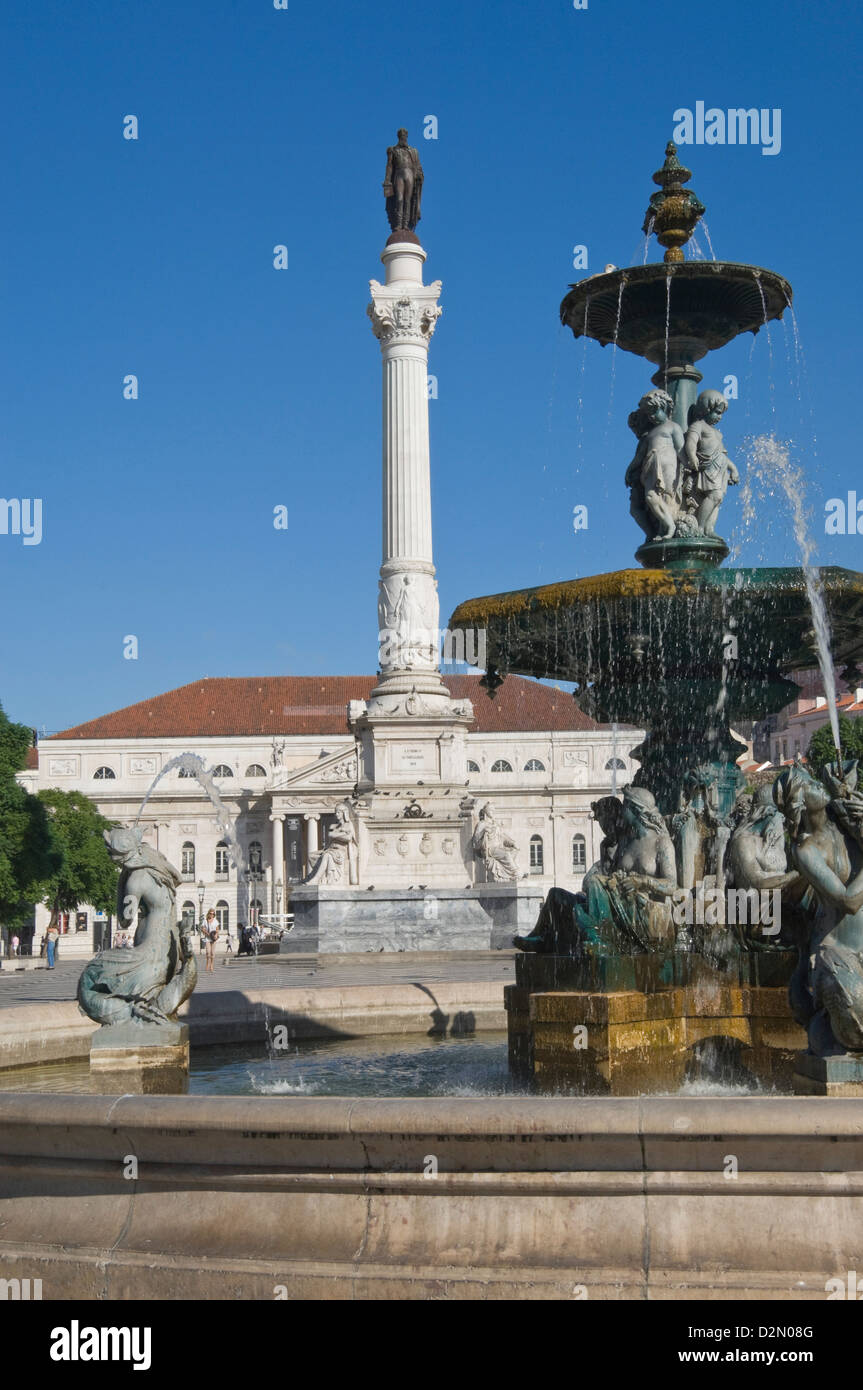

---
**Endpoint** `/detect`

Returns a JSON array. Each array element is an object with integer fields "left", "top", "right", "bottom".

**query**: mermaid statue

[
  {"left": 515, "top": 785, "right": 678, "bottom": 955},
  {"left": 77, "top": 826, "right": 198, "bottom": 1030},
  {"left": 774, "top": 761, "right": 863, "bottom": 1055}
]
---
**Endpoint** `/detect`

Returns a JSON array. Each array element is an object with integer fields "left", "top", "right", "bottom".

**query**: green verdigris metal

[{"left": 449, "top": 146, "right": 863, "bottom": 1090}]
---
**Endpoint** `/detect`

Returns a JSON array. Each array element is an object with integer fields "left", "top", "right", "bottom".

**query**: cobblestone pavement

[{"left": 0, "top": 950, "right": 516, "bottom": 1008}]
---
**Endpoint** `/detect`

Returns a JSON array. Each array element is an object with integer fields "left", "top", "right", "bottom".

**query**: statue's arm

[
  {"left": 683, "top": 423, "right": 702, "bottom": 469},
  {"left": 383, "top": 147, "right": 394, "bottom": 194},
  {"left": 795, "top": 840, "right": 863, "bottom": 914},
  {"left": 625, "top": 438, "right": 645, "bottom": 486}
]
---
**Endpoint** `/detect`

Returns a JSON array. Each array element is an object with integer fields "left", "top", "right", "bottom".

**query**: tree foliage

[
  {"left": 806, "top": 716, "right": 863, "bottom": 778},
  {"left": 0, "top": 703, "right": 62, "bottom": 927},
  {"left": 33, "top": 789, "right": 117, "bottom": 924}
]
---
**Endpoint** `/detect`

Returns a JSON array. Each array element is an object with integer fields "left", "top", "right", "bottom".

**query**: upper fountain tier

[
  {"left": 560, "top": 260, "right": 791, "bottom": 368},
  {"left": 560, "top": 141, "right": 791, "bottom": 372}
]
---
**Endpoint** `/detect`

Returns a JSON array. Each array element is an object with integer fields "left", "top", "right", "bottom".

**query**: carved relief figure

[
  {"left": 471, "top": 802, "right": 519, "bottom": 882},
  {"left": 304, "top": 801, "right": 357, "bottom": 886}
]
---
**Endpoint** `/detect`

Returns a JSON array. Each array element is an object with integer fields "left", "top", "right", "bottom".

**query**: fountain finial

[{"left": 643, "top": 141, "right": 706, "bottom": 263}]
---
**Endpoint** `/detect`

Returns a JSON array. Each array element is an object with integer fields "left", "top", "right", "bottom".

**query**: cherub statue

[
  {"left": 625, "top": 389, "right": 684, "bottom": 540},
  {"left": 683, "top": 389, "right": 739, "bottom": 537}
]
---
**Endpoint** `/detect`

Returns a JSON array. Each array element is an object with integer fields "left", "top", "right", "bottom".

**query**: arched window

[
  {"left": 605, "top": 757, "right": 627, "bottom": 771},
  {"left": 212, "top": 764, "right": 233, "bottom": 778},
  {"left": 215, "top": 900, "right": 230, "bottom": 933},
  {"left": 491, "top": 759, "right": 513, "bottom": 773},
  {"left": 248, "top": 840, "right": 263, "bottom": 872},
  {"left": 524, "top": 759, "right": 546, "bottom": 772},
  {"left": 572, "top": 834, "right": 586, "bottom": 870},
  {"left": 93, "top": 766, "right": 116, "bottom": 779},
  {"left": 245, "top": 764, "right": 267, "bottom": 778},
  {"left": 181, "top": 901, "right": 196, "bottom": 930},
  {"left": 467, "top": 760, "right": 480, "bottom": 773},
  {"left": 215, "top": 841, "right": 230, "bottom": 877},
  {"left": 181, "top": 842, "right": 195, "bottom": 879},
  {"left": 178, "top": 767, "right": 196, "bottom": 778},
  {"left": 529, "top": 834, "right": 544, "bottom": 873}
]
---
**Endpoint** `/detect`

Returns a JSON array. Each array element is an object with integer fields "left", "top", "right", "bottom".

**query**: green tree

[
  {"left": 0, "top": 703, "right": 62, "bottom": 930},
  {"left": 806, "top": 716, "right": 863, "bottom": 778},
  {"left": 32, "top": 789, "right": 118, "bottom": 928}
]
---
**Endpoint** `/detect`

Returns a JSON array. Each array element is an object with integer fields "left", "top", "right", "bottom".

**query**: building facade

[{"left": 18, "top": 674, "right": 641, "bottom": 956}]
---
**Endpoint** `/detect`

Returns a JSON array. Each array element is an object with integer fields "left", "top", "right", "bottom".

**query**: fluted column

[
  {"left": 269, "top": 814, "right": 285, "bottom": 909},
  {"left": 368, "top": 242, "right": 442, "bottom": 684},
  {"left": 304, "top": 813, "right": 319, "bottom": 874}
]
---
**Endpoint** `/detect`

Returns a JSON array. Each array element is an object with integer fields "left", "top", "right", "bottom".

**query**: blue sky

[{"left": 2, "top": 0, "right": 861, "bottom": 731}]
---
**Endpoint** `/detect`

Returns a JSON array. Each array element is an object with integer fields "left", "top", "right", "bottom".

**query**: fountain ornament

[{"left": 449, "top": 144, "right": 863, "bottom": 1090}]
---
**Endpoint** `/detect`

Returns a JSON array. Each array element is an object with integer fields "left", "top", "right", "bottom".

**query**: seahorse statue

[{"left": 77, "top": 827, "right": 197, "bottom": 1028}]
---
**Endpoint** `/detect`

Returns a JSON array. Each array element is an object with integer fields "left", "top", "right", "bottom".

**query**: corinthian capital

[{"left": 367, "top": 280, "right": 442, "bottom": 346}]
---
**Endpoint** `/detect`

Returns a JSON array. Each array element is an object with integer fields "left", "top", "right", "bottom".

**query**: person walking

[
  {"left": 202, "top": 909, "right": 218, "bottom": 974},
  {"left": 223, "top": 931, "right": 233, "bottom": 965},
  {"left": 46, "top": 923, "right": 59, "bottom": 969},
  {"left": 11, "top": 934, "right": 19, "bottom": 958}
]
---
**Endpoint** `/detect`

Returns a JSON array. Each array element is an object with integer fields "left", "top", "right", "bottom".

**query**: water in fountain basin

[{"left": 743, "top": 435, "right": 842, "bottom": 759}]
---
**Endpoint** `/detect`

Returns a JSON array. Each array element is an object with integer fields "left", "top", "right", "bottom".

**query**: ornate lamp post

[{"left": 196, "top": 879, "right": 205, "bottom": 921}]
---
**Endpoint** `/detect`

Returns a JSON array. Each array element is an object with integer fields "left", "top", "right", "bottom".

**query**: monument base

[
  {"left": 793, "top": 1051, "right": 863, "bottom": 1096},
  {"left": 89, "top": 1022, "right": 190, "bottom": 1095},
  {"left": 506, "top": 951, "right": 803, "bottom": 1094},
  {"left": 283, "top": 884, "right": 544, "bottom": 954}
]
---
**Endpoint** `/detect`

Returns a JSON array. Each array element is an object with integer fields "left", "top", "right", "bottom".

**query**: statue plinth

[
  {"left": 635, "top": 534, "right": 729, "bottom": 572},
  {"left": 89, "top": 1022, "right": 190, "bottom": 1095},
  {"left": 793, "top": 1052, "right": 863, "bottom": 1096}
]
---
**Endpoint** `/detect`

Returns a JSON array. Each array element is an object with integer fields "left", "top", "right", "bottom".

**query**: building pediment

[{"left": 271, "top": 746, "right": 358, "bottom": 793}]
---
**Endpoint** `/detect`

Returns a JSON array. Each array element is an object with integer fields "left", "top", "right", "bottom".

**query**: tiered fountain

[{"left": 451, "top": 143, "right": 863, "bottom": 1096}]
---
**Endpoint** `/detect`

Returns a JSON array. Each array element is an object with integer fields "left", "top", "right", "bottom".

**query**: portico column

[
  {"left": 270, "top": 814, "right": 285, "bottom": 909},
  {"left": 305, "top": 814, "right": 319, "bottom": 874}
]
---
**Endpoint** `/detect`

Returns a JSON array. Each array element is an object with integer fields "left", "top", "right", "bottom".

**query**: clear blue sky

[{"left": 2, "top": 0, "right": 861, "bottom": 731}]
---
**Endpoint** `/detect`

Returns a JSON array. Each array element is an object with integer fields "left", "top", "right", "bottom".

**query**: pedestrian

[
  {"left": 223, "top": 932, "right": 233, "bottom": 965},
  {"left": 203, "top": 908, "right": 218, "bottom": 974},
  {"left": 11, "top": 934, "right": 19, "bottom": 958},
  {"left": 46, "top": 923, "right": 59, "bottom": 969}
]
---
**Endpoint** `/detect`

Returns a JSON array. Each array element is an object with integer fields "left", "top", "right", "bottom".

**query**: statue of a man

[
  {"left": 683, "top": 389, "right": 738, "bottom": 537},
  {"left": 383, "top": 128, "right": 423, "bottom": 233}
]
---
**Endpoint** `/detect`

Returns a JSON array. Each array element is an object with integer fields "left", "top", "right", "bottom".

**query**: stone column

[
  {"left": 304, "top": 814, "right": 319, "bottom": 874},
  {"left": 270, "top": 814, "right": 285, "bottom": 908},
  {"left": 368, "top": 240, "right": 445, "bottom": 696}
]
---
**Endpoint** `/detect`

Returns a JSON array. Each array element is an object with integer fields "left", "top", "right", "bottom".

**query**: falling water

[
  {"left": 135, "top": 752, "right": 247, "bottom": 876},
  {"left": 606, "top": 277, "right": 626, "bottom": 432},
  {"left": 642, "top": 216, "right": 655, "bottom": 265},
  {"left": 663, "top": 273, "right": 671, "bottom": 388},
  {"left": 743, "top": 435, "right": 841, "bottom": 758},
  {"left": 701, "top": 219, "right": 717, "bottom": 261},
  {"left": 755, "top": 276, "right": 777, "bottom": 420}
]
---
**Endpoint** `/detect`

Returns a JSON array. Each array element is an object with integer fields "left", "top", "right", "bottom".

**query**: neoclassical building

[{"left": 19, "top": 674, "right": 640, "bottom": 955}]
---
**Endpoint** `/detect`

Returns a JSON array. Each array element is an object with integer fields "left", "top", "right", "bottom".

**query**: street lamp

[
  {"left": 275, "top": 878, "right": 283, "bottom": 913},
  {"left": 197, "top": 879, "right": 205, "bottom": 920}
]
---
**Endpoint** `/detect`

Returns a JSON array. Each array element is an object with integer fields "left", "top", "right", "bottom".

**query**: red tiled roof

[{"left": 50, "top": 675, "right": 602, "bottom": 740}]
